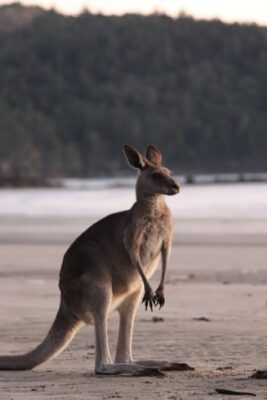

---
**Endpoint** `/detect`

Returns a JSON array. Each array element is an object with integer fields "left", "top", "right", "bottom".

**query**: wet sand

[{"left": 0, "top": 216, "right": 267, "bottom": 399}]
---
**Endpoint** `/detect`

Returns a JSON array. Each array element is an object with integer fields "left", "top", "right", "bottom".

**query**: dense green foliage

[{"left": 0, "top": 5, "right": 267, "bottom": 178}]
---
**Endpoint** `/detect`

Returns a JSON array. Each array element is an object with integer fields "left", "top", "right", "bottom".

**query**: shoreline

[{"left": 1, "top": 172, "right": 267, "bottom": 189}]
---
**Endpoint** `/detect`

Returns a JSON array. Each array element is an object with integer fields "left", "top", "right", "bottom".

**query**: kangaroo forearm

[
  {"left": 124, "top": 236, "right": 152, "bottom": 291},
  {"left": 158, "top": 269, "right": 166, "bottom": 290},
  {"left": 158, "top": 245, "right": 169, "bottom": 289},
  {"left": 131, "top": 257, "right": 152, "bottom": 291}
]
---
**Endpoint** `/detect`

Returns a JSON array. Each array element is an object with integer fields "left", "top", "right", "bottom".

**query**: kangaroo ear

[
  {"left": 145, "top": 144, "right": 162, "bottom": 166},
  {"left": 123, "top": 145, "right": 146, "bottom": 170}
]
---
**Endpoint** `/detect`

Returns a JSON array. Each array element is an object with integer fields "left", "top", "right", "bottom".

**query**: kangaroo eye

[{"left": 152, "top": 173, "right": 161, "bottom": 179}]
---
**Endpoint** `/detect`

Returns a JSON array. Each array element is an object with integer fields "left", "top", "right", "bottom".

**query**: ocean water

[{"left": 0, "top": 181, "right": 266, "bottom": 220}]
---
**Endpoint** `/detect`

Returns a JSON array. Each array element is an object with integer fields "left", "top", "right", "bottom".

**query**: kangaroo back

[{"left": 0, "top": 302, "right": 82, "bottom": 370}]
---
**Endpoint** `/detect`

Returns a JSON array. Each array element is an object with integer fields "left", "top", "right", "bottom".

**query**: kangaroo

[{"left": 0, "top": 144, "right": 189, "bottom": 376}]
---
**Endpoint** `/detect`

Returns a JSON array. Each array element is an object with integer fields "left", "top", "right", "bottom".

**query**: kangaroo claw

[{"left": 142, "top": 289, "right": 157, "bottom": 311}]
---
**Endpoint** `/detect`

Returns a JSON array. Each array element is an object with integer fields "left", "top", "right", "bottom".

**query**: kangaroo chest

[
  {"left": 139, "top": 218, "right": 168, "bottom": 267},
  {"left": 123, "top": 203, "right": 172, "bottom": 283}
]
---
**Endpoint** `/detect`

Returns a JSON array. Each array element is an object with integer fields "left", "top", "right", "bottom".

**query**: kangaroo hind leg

[
  {"left": 115, "top": 290, "right": 193, "bottom": 373},
  {"left": 93, "top": 288, "right": 162, "bottom": 376}
]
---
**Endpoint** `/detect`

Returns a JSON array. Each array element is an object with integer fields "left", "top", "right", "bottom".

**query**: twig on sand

[
  {"left": 192, "top": 316, "right": 210, "bottom": 322},
  {"left": 215, "top": 388, "right": 256, "bottom": 396}
]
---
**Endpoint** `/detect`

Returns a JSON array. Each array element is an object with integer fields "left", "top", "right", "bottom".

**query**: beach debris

[
  {"left": 188, "top": 273, "right": 195, "bottom": 280},
  {"left": 161, "top": 362, "right": 195, "bottom": 371},
  {"left": 152, "top": 316, "right": 164, "bottom": 322},
  {"left": 216, "top": 366, "right": 233, "bottom": 371},
  {"left": 30, "top": 385, "right": 46, "bottom": 392},
  {"left": 192, "top": 316, "right": 210, "bottom": 322},
  {"left": 251, "top": 370, "right": 267, "bottom": 379},
  {"left": 215, "top": 388, "right": 256, "bottom": 396}
]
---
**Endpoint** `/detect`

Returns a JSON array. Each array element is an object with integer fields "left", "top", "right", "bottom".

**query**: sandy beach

[{"left": 0, "top": 184, "right": 267, "bottom": 399}]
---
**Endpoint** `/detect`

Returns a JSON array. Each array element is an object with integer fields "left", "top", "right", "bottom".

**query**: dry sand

[{"left": 0, "top": 216, "right": 267, "bottom": 399}]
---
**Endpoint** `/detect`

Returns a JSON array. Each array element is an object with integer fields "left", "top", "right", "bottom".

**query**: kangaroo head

[{"left": 123, "top": 144, "right": 180, "bottom": 196}]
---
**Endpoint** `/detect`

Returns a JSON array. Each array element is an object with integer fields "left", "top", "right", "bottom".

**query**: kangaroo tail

[{"left": 0, "top": 302, "right": 82, "bottom": 370}]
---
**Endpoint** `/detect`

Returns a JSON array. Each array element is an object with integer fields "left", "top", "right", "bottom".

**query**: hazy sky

[{"left": 2, "top": 0, "right": 267, "bottom": 25}]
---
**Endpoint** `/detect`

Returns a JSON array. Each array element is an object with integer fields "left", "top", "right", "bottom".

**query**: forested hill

[{"left": 0, "top": 4, "right": 267, "bottom": 179}]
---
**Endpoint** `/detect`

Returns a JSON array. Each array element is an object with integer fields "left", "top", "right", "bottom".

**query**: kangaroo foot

[{"left": 95, "top": 363, "right": 165, "bottom": 376}]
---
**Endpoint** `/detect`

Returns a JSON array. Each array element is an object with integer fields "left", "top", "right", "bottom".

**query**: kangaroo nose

[{"left": 172, "top": 182, "right": 180, "bottom": 192}]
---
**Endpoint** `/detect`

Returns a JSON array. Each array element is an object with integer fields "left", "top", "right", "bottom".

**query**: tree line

[{"left": 0, "top": 4, "right": 267, "bottom": 181}]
